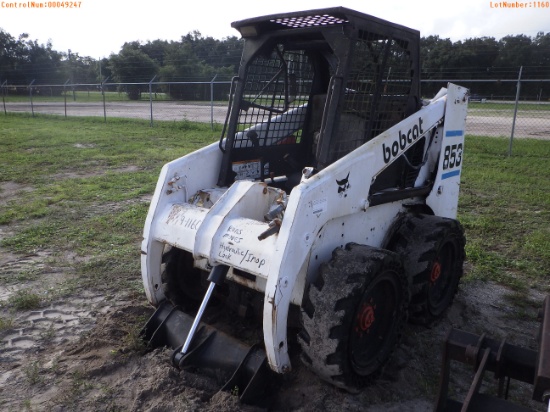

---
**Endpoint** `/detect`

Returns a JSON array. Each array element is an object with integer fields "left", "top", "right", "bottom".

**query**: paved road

[{"left": 4, "top": 101, "right": 549, "bottom": 139}]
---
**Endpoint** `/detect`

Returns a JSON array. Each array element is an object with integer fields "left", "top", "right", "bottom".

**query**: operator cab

[{"left": 217, "top": 7, "right": 422, "bottom": 194}]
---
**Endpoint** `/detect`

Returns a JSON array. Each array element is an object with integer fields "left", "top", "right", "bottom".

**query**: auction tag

[{"left": 232, "top": 160, "right": 261, "bottom": 180}]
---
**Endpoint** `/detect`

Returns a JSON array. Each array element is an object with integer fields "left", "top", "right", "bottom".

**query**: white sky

[{"left": 1, "top": 0, "right": 548, "bottom": 58}]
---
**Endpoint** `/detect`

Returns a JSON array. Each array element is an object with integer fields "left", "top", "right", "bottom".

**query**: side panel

[
  {"left": 262, "top": 94, "right": 450, "bottom": 373},
  {"left": 304, "top": 201, "right": 407, "bottom": 285},
  {"left": 141, "top": 141, "right": 223, "bottom": 305},
  {"left": 426, "top": 83, "right": 469, "bottom": 218}
]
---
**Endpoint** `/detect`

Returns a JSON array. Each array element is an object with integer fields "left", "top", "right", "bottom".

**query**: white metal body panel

[
  {"left": 141, "top": 83, "right": 469, "bottom": 373},
  {"left": 141, "top": 141, "right": 222, "bottom": 305},
  {"left": 426, "top": 84, "right": 469, "bottom": 218}
]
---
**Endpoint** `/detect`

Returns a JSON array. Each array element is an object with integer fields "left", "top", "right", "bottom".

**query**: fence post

[
  {"left": 149, "top": 75, "right": 157, "bottom": 127},
  {"left": 101, "top": 77, "right": 109, "bottom": 123},
  {"left": 29, "top": 79, "right": 36, "bottom": 117},
  {"left": 63, "top": 79, "right": 70, "bottom": 118},
  {"left": 210, "top": 74, "right": 218, "bottom": 130},
  {"left": 509, "top": 66, "right": 523, "bottom": 156},
  {"left": 1, "top": 80, "right": 7, "bottom": 115}
]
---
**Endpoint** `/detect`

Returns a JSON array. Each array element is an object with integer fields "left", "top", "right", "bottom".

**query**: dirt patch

[
  {"left": 0, "top": 181, "right": 547, "bottom": 410},
  {"left": 74, "top": 143, "right": 97, "bottom": 149},
  {"left": 0, "top": 182, "right": 34, "bottom": 207},
  {"left": 0, "top": 275, "right": 546, "bottom": 411}
]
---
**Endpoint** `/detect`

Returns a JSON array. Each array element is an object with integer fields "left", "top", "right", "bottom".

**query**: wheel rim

[
  {"left": 349, "top": 272, "right": 400, "bottom": 376},
  {"left": 428, "top": 241, "right": 456, "bottom": 316}
]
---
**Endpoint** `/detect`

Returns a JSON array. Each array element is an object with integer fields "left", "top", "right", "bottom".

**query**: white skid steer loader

[{"left": 140, "top": 7, "right": 469, "bottom": 404}]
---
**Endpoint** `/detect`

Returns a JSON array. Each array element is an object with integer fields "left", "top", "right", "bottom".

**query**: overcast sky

[{"left": 1, "top": 0, "right": 548, "bottom": 58}]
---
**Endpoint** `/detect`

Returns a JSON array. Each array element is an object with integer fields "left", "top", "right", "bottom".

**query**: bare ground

[
  {"left": 0, "top": 237, "right": 547, "bottom": 411},
  {"left": 0, "top": 129, "right": 548, "bottom": 410}
]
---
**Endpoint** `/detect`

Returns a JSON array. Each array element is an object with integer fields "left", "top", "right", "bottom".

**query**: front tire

[{"left": 299, "top": 244, "right": 409, "bottom": 391}]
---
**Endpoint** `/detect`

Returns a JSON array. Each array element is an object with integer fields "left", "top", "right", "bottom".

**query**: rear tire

[
  {"left": 389, "top": 214, "right": 465, "bottom": 324},
  {"left": 299, "top": 244, "right": 408, "bottom": 391}
]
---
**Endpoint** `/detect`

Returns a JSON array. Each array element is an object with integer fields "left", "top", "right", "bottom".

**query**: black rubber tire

[
  {"left": 389, "top": 214, "right": 465, "bottom": 324},
  {"left": 299, "top": 244, "right": 409, "bottom": 391},
  {"left": 160, "top": 246, "right": 206, "bottom": 310}
]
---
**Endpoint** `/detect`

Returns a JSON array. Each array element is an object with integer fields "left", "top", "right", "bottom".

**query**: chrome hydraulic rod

[{"left": 180, "top": 265, "right": 229, "bottom": 354}]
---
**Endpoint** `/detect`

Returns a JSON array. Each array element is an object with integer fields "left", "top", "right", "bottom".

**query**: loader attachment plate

[{"left": 140, "top": 300, "right": 272, "bottom": 405}]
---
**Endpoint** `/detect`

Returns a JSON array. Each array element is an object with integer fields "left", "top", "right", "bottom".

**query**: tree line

[
  {"left": 0, "top": 30, "right": 243, "bottom": 100},
  {"left": 420, "top": 33, "right": 550, "bottom": 99},
  {"left": 1, "top": 28, "right": 549, "bottom": 100}
]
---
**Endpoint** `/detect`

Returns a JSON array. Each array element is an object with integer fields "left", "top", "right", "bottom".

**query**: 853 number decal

[{"left": 443, "top": 143, "right": 463, "bottom": 170}]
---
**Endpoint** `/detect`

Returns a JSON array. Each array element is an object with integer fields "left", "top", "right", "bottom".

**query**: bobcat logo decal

[{"left": 336, "top": 172, "right": 350, "bottom": 197}]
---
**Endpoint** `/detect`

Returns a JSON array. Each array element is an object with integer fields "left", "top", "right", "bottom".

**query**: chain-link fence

[
  {"left": 423, "top": 77, "right": 550, "bottom": 141},
  {"left": 1, "top": 80, "right": 232, "bottom": 128},
  {"left": 2, "top": 78, "right": 549, "bottom": 141}
]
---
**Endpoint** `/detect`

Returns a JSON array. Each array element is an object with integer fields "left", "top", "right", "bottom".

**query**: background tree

[
  {"left": 1, "top": 26, "right": 548, "bottom": 101},
  {"left": 1, "top": 30, "right": 67, "bottom": 94},
  {"left": 0, "top": 30, "right": 27, "bottom": 84},
  {"left": 108, "top": 45, "right": 159, "bottom": 99}
]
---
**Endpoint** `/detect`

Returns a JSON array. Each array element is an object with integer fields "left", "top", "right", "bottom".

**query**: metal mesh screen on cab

[
  {"left": 331, "top": 33, "right": 413, "bottom": 161},
  {"left": 233, "top": 48, "right": 314, "bottom": 149}
]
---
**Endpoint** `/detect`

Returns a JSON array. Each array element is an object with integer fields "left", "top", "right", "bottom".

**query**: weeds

[
  {"left": 51, "top": 369, "right": 96, "bottom": 409},
  {"left": 21, "top": 399, "right": 32, "bottom": 411},
  {"left": 8, "top": 290, "right": 42, "bottom": 310},
  {"left": 23, "top": 362, "right": 43, "bottom": 385},
  {"left": 0, "top": 102, "right": 548, "bottom": 411},
  {"left": 40, "top": 323, "right": 56, "bottom": 343},
  {"left": 0, "top": 114, "right": 218, "bottom": 299},
  {"left": 1, "top": 115, "right": 549, "bottom": 301},
  {"left": 0, "top": 316, "right": 14, "bottom": 331},
  {"left": 459, "top": 135, "right": 550, "bottom": 292}
]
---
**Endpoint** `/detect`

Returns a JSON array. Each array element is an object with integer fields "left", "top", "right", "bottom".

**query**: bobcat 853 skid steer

[{"left": 140, "top": 7, "right": 469, "bottom": 403}]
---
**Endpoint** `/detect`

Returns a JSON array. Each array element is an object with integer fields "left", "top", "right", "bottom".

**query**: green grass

[
  {"left": 467, "top": 102, "right": 550, "bottom": 119},
  {"left": 3, "top": 90, "right": 230, "bottom": 104},
  {"left": 468, "top": 101, "right": 550, "bottom": 111},
  {"left": 459, "top": 135, "right": 550, "bottom": 292},
  {"left": 0, "top": 113, "right": 219, "bottom": 297},
  {"left": 3, "top": 90, "right": 173, "bottom": 103},
  {"left": 0, "top": 316, "right": 14, "bottom": 331},
  {"left": 23, "top": 361, "right": 44, "bottom": 385},
  {"left": 8, "top": 290, "right": 42, "bottom": 310},
  {"left": 0, "top": 113, "right": 217, "bottom": 185},
  {"left": 0, "top": 112, "right": 548, "bottom": 304}
]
